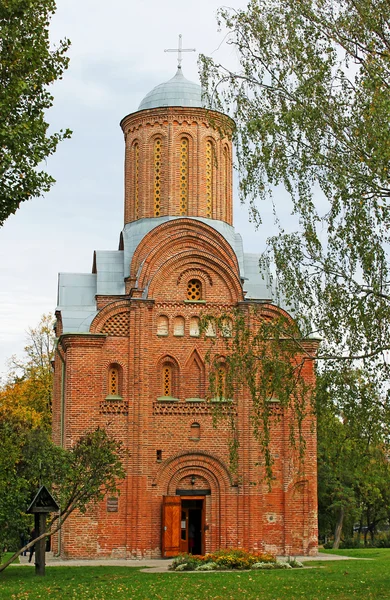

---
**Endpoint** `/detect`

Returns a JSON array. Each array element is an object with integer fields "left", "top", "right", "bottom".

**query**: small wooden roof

[{"left": 27, "top": 486, "right": 60, "bottom": 514}]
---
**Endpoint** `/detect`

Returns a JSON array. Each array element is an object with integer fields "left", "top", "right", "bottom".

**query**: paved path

[{"left": 17, "top": 551, "right": 364, "bottom": 572}]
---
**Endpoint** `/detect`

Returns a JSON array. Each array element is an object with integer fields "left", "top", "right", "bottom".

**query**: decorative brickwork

[
  {"left": 100, "top": 398, "right": 129, "bottom": 415},
  {"left": 101, "top": 312, "right": 130, "bottom": 336},
  {"left": 153, "top": 401, "right": 236, "bottom": 416}
]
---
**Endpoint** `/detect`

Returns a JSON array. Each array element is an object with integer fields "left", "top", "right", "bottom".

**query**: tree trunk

[{"left": 333, "top": 506, "right": 345, "bottom": 549}]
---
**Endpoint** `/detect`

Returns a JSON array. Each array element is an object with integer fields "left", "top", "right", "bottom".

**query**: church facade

[{"left": 53, "top": 66, "right": 318, "bottom": 558}]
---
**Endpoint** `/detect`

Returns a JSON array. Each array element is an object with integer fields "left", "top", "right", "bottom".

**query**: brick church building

[{"left": 53, "top": 61, "right": 318, "bottom": 558}]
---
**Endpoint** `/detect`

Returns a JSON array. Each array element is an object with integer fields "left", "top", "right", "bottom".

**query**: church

[{"left": 52, "top": 47, "right": 318, "bottom": 558}]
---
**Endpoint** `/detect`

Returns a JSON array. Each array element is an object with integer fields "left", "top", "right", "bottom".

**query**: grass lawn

[{"left": 0, "top": 549, "right": 389, "bottom": 600}]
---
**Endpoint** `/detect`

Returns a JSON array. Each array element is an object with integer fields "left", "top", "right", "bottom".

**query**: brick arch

[
  {"left": 177, "top": 267, "right": 213, "bottom": 287},
  {"left": 252, "top": 302, "right": 298, "bottom": 328},
  {"left": 90, "top": 300, "right": 131, "bottom": 335},
  {"left": 147, "top": 251, "right": 242, "bottom": 303},
  {"left": 129, "top": 219, "right": 241, "bottom": 286},
  {"left": 156, "top": 451, "right": 233, "bottom": 552},
  {"left": 155, "top": 450, "right": 233, "bottom": 491}
]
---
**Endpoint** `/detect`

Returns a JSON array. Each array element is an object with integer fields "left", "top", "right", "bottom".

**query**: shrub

[
  {"left": 287, "top": 559, "right": 304, "bottom": 568},
  {"left": 195, "top": 562, "right": 218, "bottom": 571},
  {"left": 169, "top": 554, "right": 203, "bottom": 571}
]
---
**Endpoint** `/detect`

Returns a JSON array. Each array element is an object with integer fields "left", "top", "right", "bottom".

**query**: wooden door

[
  {"left": 180, "top": 507, "right": 189, "bottom": 553},
  {"left": 161, "top": 496, "right": 181, "bottom": 557}
]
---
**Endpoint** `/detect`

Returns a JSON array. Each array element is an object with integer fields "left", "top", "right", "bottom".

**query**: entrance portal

[
  {"left": 180, "top": 499, "right": 203, "bottom": 555},
  {"left": 162, "top": 495, "right": 205, "bottom": 557}
]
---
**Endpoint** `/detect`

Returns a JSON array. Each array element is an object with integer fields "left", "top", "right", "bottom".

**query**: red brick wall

[
  {"left": 52, "top": 101, "right": 318, "bottom": 559},
  {"left": 53, "top": 233, "right": 318, "bottom": 558}
]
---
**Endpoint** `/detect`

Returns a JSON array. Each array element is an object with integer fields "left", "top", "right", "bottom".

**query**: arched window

[
  {"left": 134, "top": 141, "right": 139, "bottom": 219},
  {"left": 206, "top": 140, "right": 213, "bottom": 217},
  {"left": 190, "top": 317, "right": 200, "bottom": 337},
  {"left": 187, "top": 279, "right": 202, "bottom": 301},
  {"left": 173, "top": 316, "right": 185, "bottom": 336},
  {"left": 179, "top": 138, "right": 188, "bottom": 215},
  {"left": 159, "top": 357, "right": 180, "bottom": 400},
  {"left": 157, "top": 315, "right": 169, "bottom": 336},
  {"left": 107, "top": 364, "right": 122, "bottom": 398},
  {"left": 154, "top": 138, "right": 162, "bottom": 216}
]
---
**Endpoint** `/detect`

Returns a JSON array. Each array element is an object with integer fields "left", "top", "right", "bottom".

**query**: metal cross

[{"left": 164, "top": 34, "right": 196, "bottom": 69}]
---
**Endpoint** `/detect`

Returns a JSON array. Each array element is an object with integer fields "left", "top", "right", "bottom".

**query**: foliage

[
  {"left": 0, "top": 0, "right": 71, "bottom": 226},
  {"left": 317, "top": 369, "right": 390, "bottom": 547},
  {"left": 203, "top": 307, "right": 317, "bottom": 476},
  {"left": 200, "top": 0, "right": 390, "bottom": 403},
  {"left": 0, "top": 422, "right": 64, "bottom": 557},
  {"left": 1, "top": 314, "right": 55, "bottom": 429},
  {"left": 170, "top": 548, "right": 277, "bottom": 571},
  {"left": 0, "top": 427, "right": 125, "bottom": 573}
]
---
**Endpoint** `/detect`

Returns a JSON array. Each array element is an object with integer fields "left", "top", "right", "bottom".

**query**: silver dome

[{"left": 138, "top": 67, "right": 203, "bottom": 111}]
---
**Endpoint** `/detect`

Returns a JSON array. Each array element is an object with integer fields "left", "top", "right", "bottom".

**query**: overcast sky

[{"left": 0, "top": 0, "right": 282, "bottom": 377}]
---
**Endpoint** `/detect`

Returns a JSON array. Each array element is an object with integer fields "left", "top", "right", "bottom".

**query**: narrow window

[
  {"left": 190, "top": 422, "right": 201, "bottom": 440},
  {"left": 221, "top": 317, "right": 232, "bottom": 337},
  {"left": 157, "top": 315, "right": 169, "bottom": 336},
  {"left": 156, "top": 449, "right": 162, "bottom": 462},
  {"left": 154, "top": 138, "right": 162, "bottom": 216},
  {"left": 163, "top": 365, "right": 172, "bottom": 396},
  {"left": 107, "top": 497, "right": 119, "bottom": 512},
  {"left": 205, "top": 321, "right": 216, "bottom": 337},
  {"left": 190, "top": 317, "right": 200, "bottom": 337},
  {"left": 206, "top": 141, "right": 213, "bottom": 217},
  {"left": 187, "top": 279, "right": 202, "bottom": 301},
  {"left": 216, "top": 365, "right": 226, "bottom": 398},
  {"left": 134, "top": 142, "right": 139, "bottom": 219},
  {"left": 173, "top": 316, "right": 185, "bottom": 336},
  {"left": 223, "top": 145, "right": 229, "bottom": 219},
  {"left": 109, "top": 366, "right": 119, "bottom": 396},
  {"left": 179, "top": 138, "right": 188, "bottom": 215}
]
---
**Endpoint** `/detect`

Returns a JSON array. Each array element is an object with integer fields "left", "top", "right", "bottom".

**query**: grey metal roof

[
  {"left": 138, "top": 67, "right": 203, "bottom": 111},
  {"left": 243, "top": 254, "right": 273, "bottom": 300},
  {"left": 94, "top": 251, "right": 125, "bottom": 295},
  {"left": 57, "top": 273, "right": 97, "bottom": 333}
]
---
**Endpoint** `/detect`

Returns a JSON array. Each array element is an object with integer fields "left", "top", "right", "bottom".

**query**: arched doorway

[{"left": 157, "top": 451, "right": 232, "bottom": 557}]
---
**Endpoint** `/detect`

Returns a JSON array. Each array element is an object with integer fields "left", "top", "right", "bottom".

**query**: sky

[{"left": 0, "top": 0, "right": 279, "bottom": 377}]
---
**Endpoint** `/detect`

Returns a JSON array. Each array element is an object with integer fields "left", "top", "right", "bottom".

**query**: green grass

[
  {"left": 0, "top": 549, "right": 389, "bottom": 599},
  {"left": 0, "top": 552, "right": 20, "bottom": 564}
]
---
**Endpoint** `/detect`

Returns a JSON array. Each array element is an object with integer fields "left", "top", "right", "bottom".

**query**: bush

[
  {"left": 287, "top": 559, "right": 304, "bottom": 568},
  {"left": 374, "top": 536, "right": 390, "bottom": 548}
]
